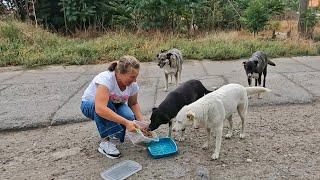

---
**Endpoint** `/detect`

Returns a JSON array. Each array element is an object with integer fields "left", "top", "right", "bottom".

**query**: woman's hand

[{"left": 125, "top": 120, "right": 139, "bottom": 132}]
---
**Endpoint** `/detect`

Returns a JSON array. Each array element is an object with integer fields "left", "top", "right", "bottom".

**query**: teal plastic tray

[{"left": 147, "top": 137, "right": 178, "bottom": 159}]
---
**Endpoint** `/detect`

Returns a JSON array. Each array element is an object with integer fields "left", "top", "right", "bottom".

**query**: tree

[
  {"left": 297, "top": 0, "right": 319, "bottom": 39},
  {"left": 240, "top": 0, "right": 284, "bottom": 37},
  {"left": 240, "top": 0, "right": 269, "bottom": 37},
  {"left": 298, "top": 0, "right": 309, "bottom": 37}
]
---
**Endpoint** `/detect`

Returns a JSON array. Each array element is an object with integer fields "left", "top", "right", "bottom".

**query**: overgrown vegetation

[
  {"left": 1, "top": 0, "right": 296, "bottom": 34},
  {"left": 0, "top": 0, "right": 319, "bottom": 67},
  {"left": 1, "top": 20, "right": 319, "bottom": 67}
]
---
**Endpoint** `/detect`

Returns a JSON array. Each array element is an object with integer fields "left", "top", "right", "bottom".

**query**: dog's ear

[
  {"left": 186, "top": 109, "right": 195, "bottom": 121},
  {"left": 152, "top": 107, "right": 157, "bottom": 112}
]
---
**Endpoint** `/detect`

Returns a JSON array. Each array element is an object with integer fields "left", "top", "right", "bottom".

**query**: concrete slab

[
  {"left": 83, "top": 64, "right": 109, "bottom": 75},
  {"left": 29, "top": 65, "right": 88, "bottom": 73},
  {"left": 201, "top": 59, "right": 244, "bottom": 76},
  {"left": 3, "top": 71, "right": 82, "bottom": 84},
  {"left": 269, "top": 57, "right": 314, "bottom": 73},
  {"left": 223, "top": 71, "right": 313, "bottom": 105},
  {"left": 51, "top": 81, "right": 91, "bottom": 125},
  {"left": 137, "top": 77, "right": 158, "bottom": 114},
  {"left": 197, "top": 75, "right": 225, "bottom": 90},
  {"left": 0, "top": 100, "right": 57, "bottom": 130},
  {"left": 0, "top": 71, "right": 23, "bottom": 83},
  {"left": 180, "top": 61, "right": 207, "bottom": 81},
  {"left": 292, "top": 56, "right": 320, "bottom": 71},
  {"left": 139, "top": 62, "right": 162, "bottom": 78},
  {"left": 0, "top": 79, "right": 88, "bottom": 130},
  {"left": 285, "top": 71, "right": 320, "bottom": 97},
  {"left": 1, "top": 56, "right": 320, "bottom": 132}
]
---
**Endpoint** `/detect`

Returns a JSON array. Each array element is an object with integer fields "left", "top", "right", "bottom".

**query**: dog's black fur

[
  {"left": 149, "top": 79, "right": 212, "bottom": 135},
  {"left": 243, "top": 51, "right": 276, "bottom": 87}
]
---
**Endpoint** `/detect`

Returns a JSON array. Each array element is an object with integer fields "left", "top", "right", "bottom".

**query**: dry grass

[{"left": 0, "top": 20, "right": 319, "bottom": 67}]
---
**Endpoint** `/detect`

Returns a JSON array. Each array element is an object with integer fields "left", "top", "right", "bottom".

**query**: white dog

[{"left": 172, "top": 83, "right": 271, "bottom": 160}]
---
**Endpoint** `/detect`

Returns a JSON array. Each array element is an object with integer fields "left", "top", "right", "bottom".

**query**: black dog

[
  {"left": 243, "top": 51, "right": 276, "bottom": 87},
  {"left": 243, "top": 51, "right": 275, "bottom": 98},
  {"left": 149, "top": 79, "right": 212, "bottom": 137}
]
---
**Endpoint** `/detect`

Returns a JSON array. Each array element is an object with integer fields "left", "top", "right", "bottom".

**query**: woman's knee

[
  {"left": 81, "top": 101, "right": 95, "bottom": 120},
  {"left": 121, "top": 112, "right": 135, "bottom": 120},
  {"left": 117, "top": 105, "right": 135, "bottom": 120}
]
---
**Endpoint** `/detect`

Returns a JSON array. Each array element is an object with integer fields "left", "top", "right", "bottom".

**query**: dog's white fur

[{"left": 172, "top": 83, "right": 271, "bottom": 160}]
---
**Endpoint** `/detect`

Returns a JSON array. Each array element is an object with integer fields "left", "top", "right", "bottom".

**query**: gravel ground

[{"left": 1, "top": 102, "right": 320, "bottom": 180}]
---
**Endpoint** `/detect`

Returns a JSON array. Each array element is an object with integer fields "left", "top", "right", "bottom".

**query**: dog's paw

[
  {"left": 225, "top": 133, "right": 232, "bottom": 139},
  {"left": 240, "top": 133, "right": 245, "bottom": 139},
  {"left": 202, "top": 142, "right": 208, "bottom": 150},
  {"left": 211, "top": 153, "right": 219, "bottom": 160}
]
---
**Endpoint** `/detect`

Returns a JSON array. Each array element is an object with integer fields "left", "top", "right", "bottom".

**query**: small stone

[
  {"left": 246, "top": 158, "right": 252, "bottom": 163},
  {"left": 196, "top": 166, "right": 210, "bottom": 180}
]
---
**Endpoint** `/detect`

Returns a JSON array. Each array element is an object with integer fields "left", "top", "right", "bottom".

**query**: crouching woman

[{"left": 81, "top": 55, "right": 144, "bottom": 158}]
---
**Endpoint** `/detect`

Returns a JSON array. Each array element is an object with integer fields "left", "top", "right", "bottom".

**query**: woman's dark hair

[{"left": 107, "top": 56, "right": 140, "bottom": 74}]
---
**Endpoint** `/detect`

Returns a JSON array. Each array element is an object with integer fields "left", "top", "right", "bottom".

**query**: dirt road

[{"left": 1, "top": 101, "right": 319, "bottom": 180}]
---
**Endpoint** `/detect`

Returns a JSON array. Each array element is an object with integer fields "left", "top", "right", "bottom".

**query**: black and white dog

[
  {"left": 243, "top": 51, "right": 275, "bottom": 98},
  {"left": 148, "top": 79, "right": 212, "bottom": 137},
  {"left": 156, "top": 48, "right": 183, "bottom": 92}
]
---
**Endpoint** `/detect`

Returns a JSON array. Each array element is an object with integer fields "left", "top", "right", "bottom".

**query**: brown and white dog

[
  {"left": 156, "top": 48, "right": 183, "bottom": 91},
  {"left": 173, "top": 83, "right": 271, "bottom": 160}
]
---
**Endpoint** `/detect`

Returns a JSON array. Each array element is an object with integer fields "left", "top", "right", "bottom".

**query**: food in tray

[
  {"left": 135, "top": 128, "right": 154, "bottom": 138},
  {"left": 141, "top": 129, "right": 153, "bottom": 138}
]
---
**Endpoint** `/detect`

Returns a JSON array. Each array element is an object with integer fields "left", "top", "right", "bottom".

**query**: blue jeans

[{"left": 81, "top": 100, "right": 135, "bottom": 143}]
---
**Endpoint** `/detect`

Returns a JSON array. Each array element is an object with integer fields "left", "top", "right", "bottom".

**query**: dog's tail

[
  {"left": 245, "top": 87, "right": 271, "bottom": 96},
  {"left": 267, "top": 60, "right": 276, "bottom": 66}
]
